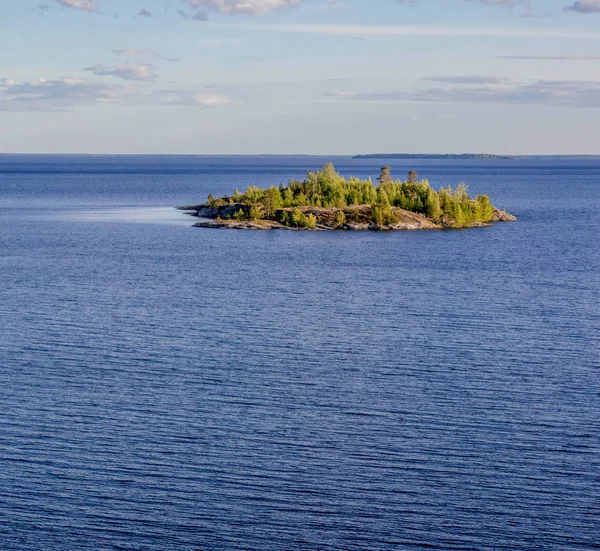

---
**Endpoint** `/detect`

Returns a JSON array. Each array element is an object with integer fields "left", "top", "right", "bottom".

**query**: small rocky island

[{"left": 179, "top": 164, "right": 515, "bottom": 231}]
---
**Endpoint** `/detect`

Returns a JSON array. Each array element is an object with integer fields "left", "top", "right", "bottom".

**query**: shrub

[{"left": 249, "top": 205, "right": 262, "bottom": 221}]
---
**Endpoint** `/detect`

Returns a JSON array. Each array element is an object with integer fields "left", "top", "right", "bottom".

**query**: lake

[{"left": 1, "top": 155, "right": 598, "bottom": 550}]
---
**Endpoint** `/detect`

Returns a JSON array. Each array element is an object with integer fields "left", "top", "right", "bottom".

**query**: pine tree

[
  {"left": 378, "top": 166, "right": 392, "bottom": 185},
  {"left": 264, "top": 186, "right": 282, "bottom": 219},
  {"left": 249, "top": 205, "right": 261, "bottom": 221}
]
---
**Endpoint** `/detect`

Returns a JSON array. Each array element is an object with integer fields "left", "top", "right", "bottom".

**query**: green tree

[
  {"left": 425, "top": 189, "right": 442, "bottom": 220},
  {"left": 291, "top": 207, "right": 303, "bottom": 227},
  {"left": 249, "top": 205, "right": 262, "bottom": 221},
  {"left": 377, "top": 187, "right": 390, "bottom": 207},
  {"left": 279, "top": 211, "right": 290, "bottom": 226},
  {"left": 454, "top": 182, "right": 470, "bottom": 202},
  {"left": 372, "top": 205, "right": 385, "bottom": 226},
  {"left": 304, "top": 213, "right": 317, "bottom": 229},
  {"left": 234, "top": 209, "right": 245, "bottom": 222},
  {"left": 264, "top": 186, "right": 283, "bottom": 219},
  {"left": 335, "top": 210, "right": 346, "bottom": 228},
  {"left": 282, "top": 188, "right": 294, "bottom": 207},
  {"left": 475, "top": 194, "right": 493, "bottom": 221},
  {"left": 378, "top": 166, "right": 392, "bottom": 186}
]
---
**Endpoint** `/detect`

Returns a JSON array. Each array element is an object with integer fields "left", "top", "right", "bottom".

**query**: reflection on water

[{"left": 64, "top": 207, "right": 193, "bottom": 225}]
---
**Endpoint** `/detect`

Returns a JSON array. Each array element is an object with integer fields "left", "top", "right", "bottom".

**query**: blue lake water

[{"left": 1, "top": 155, "right": 599, "bottom": 550}]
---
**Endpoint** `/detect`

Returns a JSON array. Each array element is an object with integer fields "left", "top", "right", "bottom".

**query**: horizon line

[{"left": 4, "top": 153, "right": 600, "bottom": 158}]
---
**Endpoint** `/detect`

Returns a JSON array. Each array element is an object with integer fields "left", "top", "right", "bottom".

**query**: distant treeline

[
  {"left": 206, "top": 163, "right": 497, "bottom": 229},
  {"left": 353, "top": 154, "right": 515, "bottom": 160}
]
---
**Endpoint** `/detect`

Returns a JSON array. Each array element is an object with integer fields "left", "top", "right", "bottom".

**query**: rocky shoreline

[{"left": 178, "top": 203, "right": 516, "bottom": 231}]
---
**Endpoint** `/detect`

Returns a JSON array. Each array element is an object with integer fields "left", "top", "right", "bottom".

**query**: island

[
  {"left": 179, "top": 164, "right": 516, "bottom": 231},
  {"left": 352, "top": 153, "right": 515, "bottom": 160},
  {"left": 352, "top": 153, "right": 517, "bottom": 161}
]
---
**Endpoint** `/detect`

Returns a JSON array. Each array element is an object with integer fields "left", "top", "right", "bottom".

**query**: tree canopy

[{"left": 205, "top": 163, "right": 498, "bottom": 229}]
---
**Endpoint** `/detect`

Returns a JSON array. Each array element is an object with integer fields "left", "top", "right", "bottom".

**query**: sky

[{"left": 3, "top": 0, "right": 600, "bottom": 154}]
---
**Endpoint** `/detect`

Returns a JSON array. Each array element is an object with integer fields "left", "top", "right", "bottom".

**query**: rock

[
  {"left": 491, "top": 208, "right": 517, "bottom": 222},
  {"left": 185, "top": 203, "right": 515, "bottom": 231},
  {"left": 193, "top": 219, "right": 294, "bottom": 230}
]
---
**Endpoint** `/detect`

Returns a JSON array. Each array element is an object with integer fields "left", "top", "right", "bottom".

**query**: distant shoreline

[
  {"left": 353, "top": 154, "right": 516, "bottom": 160},
  {"left": 3, "top": 153, "right": 600, "bottom": 159}
]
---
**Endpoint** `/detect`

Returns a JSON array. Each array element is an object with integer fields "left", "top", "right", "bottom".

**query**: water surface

[{"left": 1, "top": 155, "right": 599, "bottom": 550}]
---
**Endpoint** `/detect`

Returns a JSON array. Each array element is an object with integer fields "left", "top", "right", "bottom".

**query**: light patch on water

[{"left": 63, "top": 206, "right": 194, "bottom": 225}]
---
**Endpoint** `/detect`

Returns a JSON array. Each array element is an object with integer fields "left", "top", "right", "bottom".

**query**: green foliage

[
  {"left": 279, "top": 210, "right": 290, "bottom": 227},
  {"left": 207, "top": 164, "right": 498, "bottom": 229},
  {"left": 264, "top": 186, "right": 282, "bottom": 219},
  {"left": 282, "top": 188, "right": 294, "bottom": 207},
  {"left": 335, "top": 210, "right": 346, "bottom": 228},
  {"left": 234, "top": 208, "right": 245, "bottom": 222},
  {"left": 249, "top": 204, "right": 262, "bottom": 221},
  {"left": 377, "top": 187, "right": 390, "bottom": 207},
  {"left": 290, "top": 207, "right": 303, "bottom": 227},
  {"left": 304, "top": 213, "right": 318, "bottom": 229},
  {"left": 378, "top": 166, "right": 392, "bottom": 186},
  {"left": 285, "top": 207, "right": 317, "bottom": 229},
  {"left": 371, "top": 204, "right": 397, "bottom": 226},
  {"left": 372, "top": 204, "right": 385, "bottom": 226}
]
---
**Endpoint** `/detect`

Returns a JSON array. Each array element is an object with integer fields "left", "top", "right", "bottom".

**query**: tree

[
  {"left": 305, "top": 213, "right": 317, "bottom": 229},
  {"left": 234, "top": 209, "right": 245, "bottom": 222},
  {"left": 454, "top": 182, "right": 470, "bottom": 202},
  {"left": 408, "top": 170, "right": 418, "bottom": 184},
  {"left": 264, "top": 186, "right": 282, "bottom": 219},
  {"left": 475, "top": 194, "right": 493, "bottom": 221},
  {"left": 425, "top": 189, "right": 442, "bottom": 220},
  {"left": 291, "top": 208, "right": 303, "bottom": 227},
  {"left": 335, "top": 210, "right": 346, "bottom": 228},
  {"left": 295, "top": 192, "right": 307, "bottom": 207},
  {"left": 282, "top": 188, "right": 294, "bottom": 207},
  {"left": 378, "top": 166, "right": 392, "bottom": 185},
  {"left": 372, "top": 205, "right": 385, "bottom": 226},
  {"left": 377, "top": 187, "right": 390, "bottom": 206},
  {"left": 249, "top": 205, "right": 262, "bottom": 221}
]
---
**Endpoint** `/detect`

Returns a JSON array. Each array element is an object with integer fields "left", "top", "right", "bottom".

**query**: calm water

[{"left": 1, "top": 155, "right": 598, "bottom": 551}]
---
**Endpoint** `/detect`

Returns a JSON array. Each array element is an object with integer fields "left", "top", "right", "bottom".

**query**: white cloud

[
  {"left": 0, "top": 77, "right": 125, "bottom": 111},
  {"left": 183, "top": 0, "right": 301, "bottom": 16},
  {"left": 112, "top": 49, "right": 180, "bottom": 62},
  {"left": 322, "top": 79, "right": 600, "bottom": 108},
  {"left": 0, "top": 76, "right": 240, "bottom": 111},
  {"left": 55, "top": 0, "right": 96, "bottom": 11},
  {"left": 162, "top": 90, "right": 239, "bottom": 106},
  {"left": 85, "top": 63, "right": 158, "bottom": 81},
  {"left": 423, "top": 76, "right": 514, "bottom": 84},
  {"left": 467, "top": 0, "right": 514, "bottom": 5},
  {"left": 499, "top": 54, "right": 600, "bottom": 60},
  {"left": 246, "top": 22, "right": 600, "bottom": 39},
  {"left": 196, "top": 38, "right": 244, "bottom": 45},
  {"left": 564, "top": 0, "right": 600, "bottom": 12}
]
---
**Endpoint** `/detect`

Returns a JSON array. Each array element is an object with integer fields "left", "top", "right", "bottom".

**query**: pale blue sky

[{"left": 3, "top": 0, "right": 600, "bottom": 154}]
